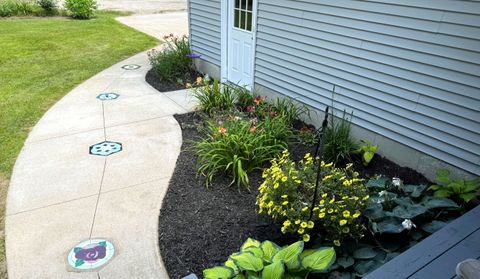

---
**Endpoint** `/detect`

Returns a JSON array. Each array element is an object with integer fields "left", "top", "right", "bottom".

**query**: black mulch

[
  {"left": 145, "top": 68, "right": 204, "bottom": 92},
  {"left": 158, "top": 112, "right": 430, "bottom": 279}
]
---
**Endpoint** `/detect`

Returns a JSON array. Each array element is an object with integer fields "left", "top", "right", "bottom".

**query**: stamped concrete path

[{"left": 5, "top": 13, "right": 191, "bottom": 279}]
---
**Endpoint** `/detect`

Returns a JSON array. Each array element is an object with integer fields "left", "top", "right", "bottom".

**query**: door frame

[{"left": 221, "top": 0, "right": 258, "bottom": 90}]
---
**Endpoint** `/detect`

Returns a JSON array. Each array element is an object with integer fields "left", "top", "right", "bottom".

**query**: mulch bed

[
  {"left": 145, "top": 68, "right": 204, "bottom": 92},
  {"left": 158, "top": 112, "right": 430, "bottom": 279}
]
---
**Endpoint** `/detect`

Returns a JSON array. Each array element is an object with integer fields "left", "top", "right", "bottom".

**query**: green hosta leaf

[
  {"left": 403, "top": 184, "right": 427, "bottom": 198},
  {"left": 435, "top": 169, "right": 450, "bottom": 184},
  {"left": 301, "top": 247, "right": 336, "bottom": 272},
  {"left": 460, "top": 192, "right": 478, "bottom": 203},
  {"left": 261, "top": 240, "right": 280, "bottom": 263},
  {"left": 392, "top": 204, "right": 426, "bottom": 219},
  {"left": 241, "top": 238, "right": 261, "bottom": 251},
  {"left": 233, "top": 274, "right": 247, "bottom": 279},
  {"left": 422, "top": 197, "right": 459, "bottom": 209},
  {"left": 428, "top": 184, "right": 442, "bottom": 191},
  {"left": 300, "top": 249, "right": 316, "bottom": 259},
  {"left": 285, "top": 255, "right": 301, "bottom": 270},
  {"left": 465, "top": 179, "right": 480, "bottom": 192},
  {"left": 246, "top": 271, "right": 260, "bottom": 279},
  {"left": 352, "top": 247, "right": 377, "bottom": 260},
  {"left": 337, "top": 256, "right": 355, "bottom": 268},
  {"left": 392, "top": 197, "right": 414, "bottom": 207},
  {"left": 225, "top": 259, "right": 239, "bottom": 275},
  {"left": 272, "top": 241, "right": 304, "bottom": 263},
  {"left": 244, "top": 247, "right": 264, "bottom": 259},
  {"left": 354, "top": 260, "right": 383, "bottom": 277},
  {"left": 262, "top": 260, "right": 284, "bottom": 279},
  {"left": 203, "top": 266, "right": 235, "bottom": 279},
  {"left": 375, "top": 217, "right": 405, "bottom": 234},
  {"left": 230, "top": 252, "right": 264, "bottom": 272},
  {"left": 434, "top": 189, "right": 452, "bottom": 198},
  {"left": 363, "top": 152, "right": 374, "bottom": 165},
  {"left": 364, "top": 203, "right": 385, "bottom": 221},
  {"left": 421, "top": 220, "right": 448, "bottom": 234},
  {"left": 366, "top": 177, "right": 389, "bottom": 188}
]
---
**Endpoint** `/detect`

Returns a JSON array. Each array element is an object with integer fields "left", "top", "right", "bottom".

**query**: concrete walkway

[{"left": 5, "top": 13, "right": 193, "bottom": 279}]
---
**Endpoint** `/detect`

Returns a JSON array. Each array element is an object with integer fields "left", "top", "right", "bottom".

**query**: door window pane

[
  {"left": 235, "top": 0, "right": 240, "bottom": 9},
  {"left": 234, "top": 9, "right": 240, "bottom": 28},
  {"left": 246, "top": 11, "right": 252, "bottom": 31},
  {"left": 233, "top": 0, "right": 253, "bottom": 31},
  {"left": 247, "top": 0, "right": 252, "bottom": 11},
  {"left": 240, "top": 10, "right": 246, "bottom": 29}
]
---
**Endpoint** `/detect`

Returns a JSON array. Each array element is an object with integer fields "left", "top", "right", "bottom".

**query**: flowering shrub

[
  {"left": 257, "top": 151, "right": 369, "bottom": 245},
  {"left": 148, "top": 34, "right": 191, "bottom": 82},
  {"left": 195, "top": 115, "right": 292, "bottom": 189}
]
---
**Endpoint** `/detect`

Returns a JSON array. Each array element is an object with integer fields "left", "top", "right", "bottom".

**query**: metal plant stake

[{"left": 309, "top": 106, "right": 330, "bottom": 220}]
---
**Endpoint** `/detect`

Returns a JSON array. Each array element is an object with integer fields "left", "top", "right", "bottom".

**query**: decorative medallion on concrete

[
  {"left": 121, "top": 64, "right": 141, "bottom": 70},
  {"left": 89, "top": 141, "right": 122, "bottom": 156},
  {"left": 67, "top": 239, "right": 115, "bottom": 270},
  {"left": 96, "top": 92, "right": 120, "bottom": 101}
]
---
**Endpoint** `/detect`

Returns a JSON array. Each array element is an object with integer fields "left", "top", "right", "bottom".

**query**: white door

[{"left": 227, "top": 0, "right": 255, "bottom": 88}]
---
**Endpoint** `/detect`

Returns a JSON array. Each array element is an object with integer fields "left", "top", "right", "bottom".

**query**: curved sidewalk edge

[{"left": 5, "top": 48, "right": 197, "bottom": 278}]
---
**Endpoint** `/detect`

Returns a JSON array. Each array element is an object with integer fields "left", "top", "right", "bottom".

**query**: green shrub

[
  {"left": 428, "top": 168, "right": 479, "bottom": 204},
  {"left": 148, "top": 34, "right": 191, "bottom": 82},
  {"left": 257, "top": 150, "right": 369, "bottom": 245},
  {"left": 0, "top": 0, "right": 39, "bottom": 17},
  {"left": 195, "top": 115, "right": 293, "bottom": 189},
  {"left": 324, "top": 109, "right": 357, "bottom": 165},
  {"left": 192, "top": 80, "right": 236, "bottom": 115},
  {"left": 37, "top": 0, "right": 56, "bottom": 11},
  {"left": 64, "top": 0, "right": 96, "bottom": 19},
  {"left": 203, "top": 238, "right": 336, "bottom": 279}
]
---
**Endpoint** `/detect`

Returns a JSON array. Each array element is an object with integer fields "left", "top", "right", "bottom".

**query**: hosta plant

[
  {"left": 354, "top": 139, "right": 378, "bottom": 166},
  {"left": 203, "top": 238, "right": 336, "bottom": 279},
  {"left": 257, "top": 150, "right": 369, "bottom": 245},
  {"left": 428, "top": 168, "right": 479, "bottom": 204}
]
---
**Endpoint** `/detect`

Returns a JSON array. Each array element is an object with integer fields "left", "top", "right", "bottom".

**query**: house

[{"left": 187, "top": 0, "right": 480, "bottom": 180}]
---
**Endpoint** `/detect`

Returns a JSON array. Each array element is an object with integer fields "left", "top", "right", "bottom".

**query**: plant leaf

[
  {"left": 403, "top": 184, "right": 427, "bottom": 198},
  {"left": 204, "top": 266, "right": 235, "bottom": 279},
  {"left": 366, "top": 177, "right": 388, "bottom": 188},
  {"left": 301, "top": 247, "right": 336, "bottom": 272},
  {"left": 272, "top": 241, "right": 304, "bottom": 264},
  {"left": 354, "top": 260, "right": 383, "bottom": 277},
  {"left": 230, "top": 252, "right": 264, "bottom": 272},
  {"left": 241, "top": 238, "right": 261, "bottom": 251},
  {"left": 391, "top": 204, "right": 426, "bottom": 219},
  {"left": 262, "top": 260, "right": 284, "bottom": 279},
  {"left": 375, "top": 217, "right": 405, "bottom": 234},
  {"left": 364, "top": 203, "right": 385, "bottom": 221},
  {"left": 337, "top": 256, "right": 355, "bottom": 268},
  {"left": 261, "top": 240, "right": 280, "bottom": 263},
  {"left": 421, "top": 220, "right": 448, "bottom": 234},
  {"left": 225, "top": 259, "right": 239, "bottom": 275},
  {"left": 422, "top": 197, "right": 459, "bottom": 209},
  {"left": 244, "top": 247, "right": 264, "bottom": 259},
  {"left": 353, "top": 247, "right": 377, "bottom": 260}
]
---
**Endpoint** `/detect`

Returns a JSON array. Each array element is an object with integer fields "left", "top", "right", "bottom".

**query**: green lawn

[{"left": 0, "top": 12, "right": 158, "bottom": 277}]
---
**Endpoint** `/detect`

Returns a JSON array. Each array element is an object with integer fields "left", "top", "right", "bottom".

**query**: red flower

[
  {"left": 246, "top": 105, "right": 255, "bottom": 112},
  {"left": 254, "top": 96, "right": 262, "bottom": 105},
  {"left": 218, "top": 127, "right": 227, "bottom": 134},
  {"left": 269, "top": 111, "right": 278, "bottom": 118},
  {"left": 249, "top": 126, "right": 256, "bottom": 133}
]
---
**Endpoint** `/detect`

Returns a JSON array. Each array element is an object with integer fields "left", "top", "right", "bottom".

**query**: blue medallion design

[
  {"left": 96, "top": 93, "right": 119, "bottom": 101},
  {"left": 89, "top": 141, "right": 122, "bottom": 156}
]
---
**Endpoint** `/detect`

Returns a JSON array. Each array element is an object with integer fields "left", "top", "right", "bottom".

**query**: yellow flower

[
  {"left": 343, "top": 210, "right": 351, "bottom": 218},
  {"left": 334, "top": 240, "right": 341, "bottom": 246},
  {"left": 322, "top": 193, "right": 328, "bottom": 198},
  {"left": 328, "top": 208, "right": 334, "bottom": 214},
  {"left": 185, "top": 82, "right": 192, "bottom": 88},
  {"left": 281, "top": 227, "right": 287, "bottom": 234},
  {"left": 339, "top": 219, "right": 347, "bottom": 226},
  {"left": 300, "top": 222, "right": 307, "bottom": 228},
  {"left": 319, "top": 213, "right": 326, "bottom": 218},
  {"left": 295, "top": 220, "right": 301, "bottom": 225},
  {"left": 353, "top": 212, "right": 361, "bottom": 218},
  {"left": 307, "top": 221, "right": 314, "bottom": 228},
  {"left": 304, "top": 153, "right": 311, "bottom": 159},
  {"left": 319, "top": 199, "right": 325, "bottom": 205},
  {"left": 283, "top": 220, "right": 291, "bottom": 227},
  {"left": 281, "top": 176, "right": 288, "bottom": 182},
  {"left": 274, "top": 183, "right": 279, "bottom": 189},
  {"left": 295, "top": 180, "right": 301, "bottom": 184},
  {"left": 363, "top": 195, "right": 370, "bottom": 200},
  {"left": 313, "top": 207, "right": 319, "bottom": 211},
  {"left": 298, "top": 228, "right": 305, "bottom": 234},
  {"left": 268, "top": 201, "right": 274, "bottom": 208},
  {"left": 302, "top": 207, "right": 308, "bottom": 212},
  {"left": 303, "top": 234, "right": 310, "bottom": 242},
  {"left": 281, "top": 195, "right": 288, "bottom": 199},
  {"left": 329, "top": 198, "right": 335, "bottom": 203},
  {"left": 282, "top": 201, "right": 289, "bottom": 206},
  {"left": 325, "top": 162, "right": 333, "bottom": 167}
]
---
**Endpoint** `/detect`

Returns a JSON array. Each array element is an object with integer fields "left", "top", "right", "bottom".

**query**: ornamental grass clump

[
  {"left": 256, "top": 150, "right": 369, "bottom": 246},
  {"left": 148, "top": 34, "right": 191, "bottom": 82},
  {"left": 195, "top": 114, "right": 292, "bottom": 189}
]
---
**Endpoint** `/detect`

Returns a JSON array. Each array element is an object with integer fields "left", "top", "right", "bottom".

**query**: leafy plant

[
  {"left": 0, "top": 0, "right": 39, "bottom": 17},
  {"left": 297, "top": 126, "right": 317, "bottom": 147},
  {"left": 428, "top": 169, "right": 480, "bottom": 204},
  {"left": 203, "top": 238, "right": 336, "bottom": 279},
  {"left": 64, "top": 0, "right": 97, "bottom": 19},
  {"left": 194, "top": 115, "right": 292, "bottom": 189},
  {"left": 324, "top": 110, "right": 357, "bottom": 166},
  {"left": 354, "top": 139, "right": 378, "bottom": 166},
  {"left": 192, "top": 80, "right": 236, "bottom": 115},
  {"left": 37, "top": 0, "right": 56, "bottom": 11},
  {"left": 257, "top": 151, "right": 369, "bottom": 245},
  {"left": 148, "top": 34, "right": 191, "bottom": 82}
]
